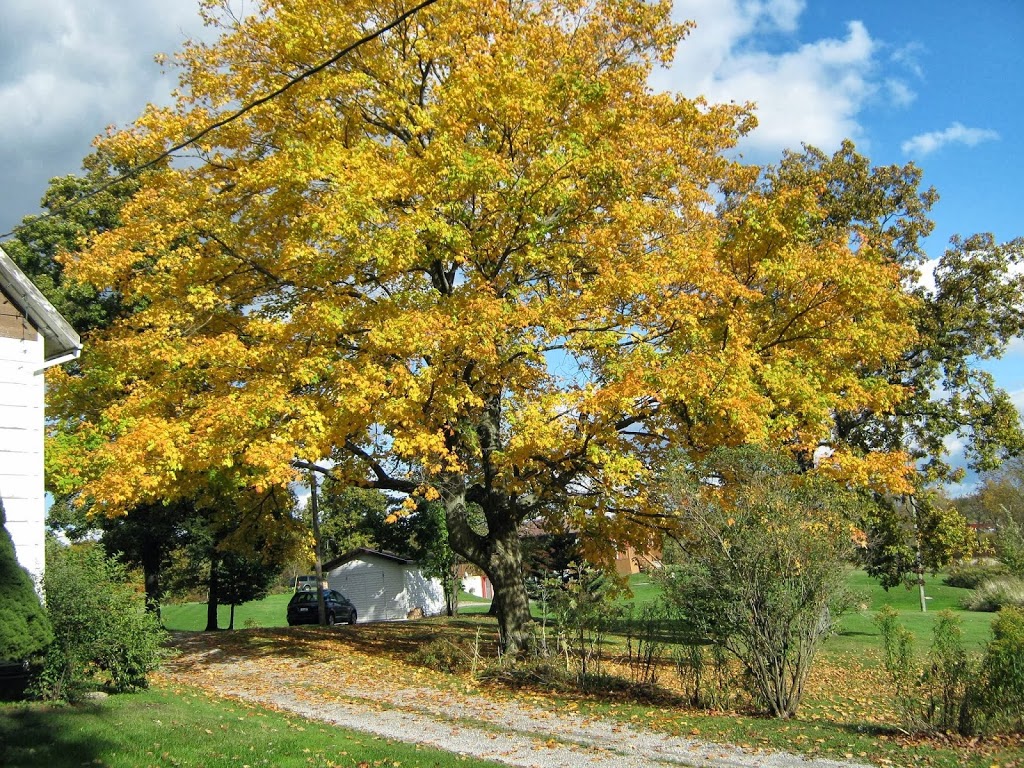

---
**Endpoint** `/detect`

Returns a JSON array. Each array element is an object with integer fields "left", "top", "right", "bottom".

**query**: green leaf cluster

[{"left": 35, "top": 542, "right": 165, "bottom": 698}]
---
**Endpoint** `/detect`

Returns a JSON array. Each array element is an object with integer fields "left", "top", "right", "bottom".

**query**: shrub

[
  {"left": 673, "top": 643, "right": 740, "bottom": 710},
  {"left": 549, "top": 563, "right": 621, "bottom": 684},
  {"left": 34, "top": 543, "right": 165, "bottom": 699},
  {"left": 944, "top": 562, "right": 1008, "bottom": 590},
  {"left": 0, "top": 501, "right": 52, "bottom": 665},
  {"left": 920, "top": 611, "right": 973, "bottom": 733},
  {"left": 658, "top": 447, "right": 859, "bottom": 719},
  {"left": 876, "top": 606, "right": 1024, "bottom": 735},
  {"left": 622, "top": 602, "right": 671, "bottom": 689},
  {"left": 874, "top": 605, "right": 919, "bottom": 725},
  {"left": 961, "top": 577, "right": 1024, "bottom": 612},
  {"left": 969, "top": 606, "right": 1024, "bottom": 734}
]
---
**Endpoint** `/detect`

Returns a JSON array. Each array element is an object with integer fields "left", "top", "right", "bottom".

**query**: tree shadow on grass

[
  {"left": 0, "top": 702, "right": 113, "bottom": 768},
  {"left": 163, "top": 614, "right": 506, "bottom": 674}
]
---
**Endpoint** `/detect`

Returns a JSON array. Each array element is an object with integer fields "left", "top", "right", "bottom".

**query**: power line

[{"left": 1, "top": 0, "right": 440, "bottom": 241}]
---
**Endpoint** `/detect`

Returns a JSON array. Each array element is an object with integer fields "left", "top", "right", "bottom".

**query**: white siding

[
  {"left": 325, "top": 554, "right": 446, "bottom": 623},
  {"left": 0, "top": 334, "right": 47, "bottom": 588}
]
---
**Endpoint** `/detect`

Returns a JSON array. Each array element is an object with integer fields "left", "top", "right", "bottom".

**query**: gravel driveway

[{"left": 160, "top": 631, "right": 871, "bottom": 768}]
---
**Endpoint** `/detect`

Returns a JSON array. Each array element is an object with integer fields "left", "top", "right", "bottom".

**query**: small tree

[
  {"left": 658, "top": 447, "right": 861, "bottom": 718},
  {"left": 215, "top": 551, "right": 279, "bottom": 630},
  {"left": 0, "top": 501, "right": 52, "bottom": 665}
]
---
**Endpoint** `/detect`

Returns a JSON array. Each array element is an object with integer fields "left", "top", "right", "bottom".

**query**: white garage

[{"left": 323, "top": 548, "right": 446, "bottom": 622}]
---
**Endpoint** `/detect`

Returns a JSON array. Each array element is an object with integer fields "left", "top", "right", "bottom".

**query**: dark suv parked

[{"left": 287, "top": 589, "right": 357, "bottom": 626}]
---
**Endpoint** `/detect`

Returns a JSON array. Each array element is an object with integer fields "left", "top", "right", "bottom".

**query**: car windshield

[{"left": 290, "top": 592, "right": 320, "bottom": 604}]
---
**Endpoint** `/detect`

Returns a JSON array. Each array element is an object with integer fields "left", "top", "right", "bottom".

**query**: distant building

[
  {"left": 0, "top": 246, "right": 81, "bottom": 588},
  {"left": 322, "top": 548, "right": 446, "bottom": 621}
]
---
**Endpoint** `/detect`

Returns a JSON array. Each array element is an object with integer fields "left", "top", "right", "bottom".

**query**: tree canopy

[{"left": 52, "top": 0, "right": 929, "bottom": 650}]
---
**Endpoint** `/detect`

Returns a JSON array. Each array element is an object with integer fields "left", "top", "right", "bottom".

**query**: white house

[
  {"left": 0, "top": 245, "right": 81, "bottom": 588},
  {"left": 323, "top": 548, "right": 446, "bottom": 622}
]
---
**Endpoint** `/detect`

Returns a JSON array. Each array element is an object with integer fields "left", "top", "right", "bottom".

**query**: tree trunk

[
  {"left": 487, "top": 530, "right": 534, "bottom": 654},
  {"left": 442, "top": 476, "right": 533, "bottom": 655},
  {"left": 229, "top": 603, "right": 236, "bottom": 631},
  {"left": 205, "top": 553, "right": 220, "bottom": 632}
]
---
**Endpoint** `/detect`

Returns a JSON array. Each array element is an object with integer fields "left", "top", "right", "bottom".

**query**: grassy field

[
  {"left": 6, "top": 568, "right": 1021, "bottom": 768},
  {"left": 163, "top": 570, "right": 995, "bottom": 652},
  {"left": 0, "top": 683, "right": 507, "bottom": 768},
  {"left": 829, "top": 569, "right": 997, "bottom": 656},
  {"left": 162, "top": 590, "right": 493, "bottom": 631}
]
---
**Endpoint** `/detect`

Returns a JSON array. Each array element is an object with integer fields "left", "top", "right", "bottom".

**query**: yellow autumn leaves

[{"left": 50, "top": 0, "right": 917, "bottom": 551}]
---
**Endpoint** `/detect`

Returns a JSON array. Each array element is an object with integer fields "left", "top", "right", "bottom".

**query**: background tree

[
  {"left": 53, "top": 0, "right": 920, "bottom": 653},
  {"left": 214, "top": 550, "right": 280, "bottom": 630},
  {"left": 1, "top": 149, "right": 142, "bottom": 335},
  {"left": 316, "top": 482, "right": 386, "bottom": 562},
  {"left": 0, "top": 501, "right": 53, "bottom": 666},
  {"left": 657, "top": 446, "right": 866, "bottom": 719},
  {"left": 966, "top": 458, "right": 1024, "bottom": 576},
  {"left": 766, "top": 144, "right": 1024, "bottom": 596},
  {"left": 859, "top": 491, "right": 977, "bottom": 611},
  {"left": 48, "top": 497, "right": 194, "bottom": 618}
]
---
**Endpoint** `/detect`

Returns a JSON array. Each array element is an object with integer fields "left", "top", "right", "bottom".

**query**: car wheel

[
  {"left": 327, "top": 612, "right": 336, "bottom": 626},
  {"left": 348, "top": 610, "right": 357, "bottom": 625}
]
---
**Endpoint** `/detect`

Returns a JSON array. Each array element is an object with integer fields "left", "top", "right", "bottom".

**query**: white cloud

[
  {"left": 655, "top": 2, "right": 893, "bottom": 160},
  {"left": 900, "top": 122, "right": 1000, "bottom": 157},
  {"left": 1011, "top": 387, "right": 1024, "bottom": 417},
  {"left": 885, "top": 79, "right": 916, "bottom": 108},
  {"left": 890, "top": 42, "right": 926, "bottom": 80}
]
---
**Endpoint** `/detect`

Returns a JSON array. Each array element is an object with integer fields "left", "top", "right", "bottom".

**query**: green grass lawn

[
  {"left": 829, "top": 569, "right": 996, "bottom": 657},
  {"left": 162, "top": 590, "right": 493, "bottom": 630},
  {"left": 162, "top": 592, "right": 293, "bottom": 631},
  {"left": 0, "top": 684, "right": 507, "bottom": 768}
]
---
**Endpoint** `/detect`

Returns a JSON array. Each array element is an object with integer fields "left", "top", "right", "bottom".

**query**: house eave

[{"left": 0, "top": 244, "right": 82, "bottom": 364}]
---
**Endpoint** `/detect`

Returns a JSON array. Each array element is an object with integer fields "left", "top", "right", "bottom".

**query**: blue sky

[
  {"left": 1, "top": 0, "right": 1020, "bottom": 492},
  {"left": 651, "top": 0, "right": 1023, "bottom": 492}
]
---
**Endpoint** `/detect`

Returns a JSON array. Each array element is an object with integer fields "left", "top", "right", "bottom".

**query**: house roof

[
  {"left": 0, "top": 244, "right": 81, "bottom": 365},
  {"left": 323, "top": 547, "right": 416, "bottom": 571}
]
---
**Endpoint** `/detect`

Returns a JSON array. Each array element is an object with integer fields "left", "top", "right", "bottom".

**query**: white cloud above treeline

[
  {"left": 653, "top": 0, "right": 911, "bottom": 159},
  {"left": 900, "top": 122, "right": 1001, "bottom": 156}
]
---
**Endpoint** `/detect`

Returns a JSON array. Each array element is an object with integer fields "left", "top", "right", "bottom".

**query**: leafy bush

[
  {"left": 34, "top": 543, "right": 165, "bottom": 699},
  {"left": 548, "top": 563, "right": 621, "bottom": 684},
  {"left": 920, "top": 611, "right": 973, "bottom": 733},
  {"left": 944, "top": 562, "right": 1008, "bottom": 590},
  {"left": 0, "top": 502, "right": 52, "bottom": 664},
  {"left": 969, "top": 606, "right": 1024, "bottom": 734},
  {"left": 876, "top": 606, "right": 1024, "bottom": 735},
  {"left": 658, "top": 447, "right": 860, "bottom": 718},
  {"left": 874, "top": 605, "right": 919, "bottom": 725},
  {"left": 961, "top": 577, "right": 1024, "bottom": 612}
]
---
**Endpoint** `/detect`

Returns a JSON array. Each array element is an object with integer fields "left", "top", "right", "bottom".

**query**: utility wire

[{"left": 1, "top": 0, "right": 440, "bottom": 240}]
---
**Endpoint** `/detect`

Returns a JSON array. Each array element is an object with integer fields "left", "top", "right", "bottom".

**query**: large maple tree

[{"left": 52, "top": 0, "right": 918, "bottom": 650}]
